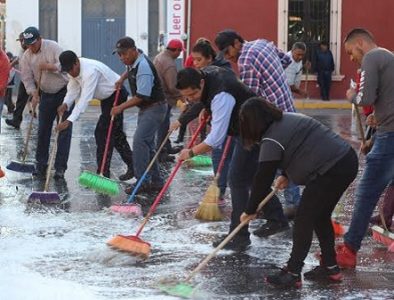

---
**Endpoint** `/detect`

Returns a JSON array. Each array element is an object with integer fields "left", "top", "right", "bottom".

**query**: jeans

[
  {"left": 211, "top": 136, "right": 235, "bottom": 198},
  {"left": 345, "top": 131, "right": 394, "bottom": 251},
  {"left": 157, "top": 103, "right": 172, "bottom": 152},
  {"left": 0, "top": 96, "right": 4, "bottom": 133},
  {"left": 284, "top": 181, "right": 301, "bottom": 206},
  {"left": 133, "top": 102, "right": 166, "bottom": 184},
  {"left": 36, "top": 87, "right": 72, "bottom": 172},
  {"left": 288, "top": 148, "right": 358, "bottom": 274},
  {"left": 228, "top": 137, "right": 287, "bottom": 237}
]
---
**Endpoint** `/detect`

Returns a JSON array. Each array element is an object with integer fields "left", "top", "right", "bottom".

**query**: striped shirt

[{"left": 238, "top": 39, "right": 295, "bottom": 112}]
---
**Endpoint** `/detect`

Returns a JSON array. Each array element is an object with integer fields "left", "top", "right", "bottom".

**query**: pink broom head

[
  {"left": 371, "top": 225, "right": 394, "bottom": 248},
  {"left": 109, "top": 203, "right": 142, "bottom": 217}
]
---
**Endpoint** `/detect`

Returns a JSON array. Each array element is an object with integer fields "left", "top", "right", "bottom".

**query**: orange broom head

[
  {"left": 195, "top": 183, "right": 223, "bottom": 221},
  {"left": 107, "top": 235, "right": 151, "bottom": 257},
  {"left": 371, "top": 225, "right": 394, "bottom": 248},
  {"left": 332, "top": 219, "right": 345, "bottom": 237},
  {"left": 0, "top": 167, "right": 5, "bottom": 178}
]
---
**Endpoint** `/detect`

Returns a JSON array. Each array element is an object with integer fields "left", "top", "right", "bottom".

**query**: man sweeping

[{"left": 57, "top": 50, "right": 134, "bottom": 180}]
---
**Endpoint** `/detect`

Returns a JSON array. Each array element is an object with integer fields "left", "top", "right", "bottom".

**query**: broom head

[
  {"left": 27, "top": 191, "right": 61, "bottom": 204},
  {"left": 0, "top": 167, "right": 5, "bottom": 178},
  {"left": 79, "top": 170, "right": 120, "bottom": 196},
  {"left": 331, "top": 219, "right": 345, "bottom": 237},
  {"left": 6, "top": 160, "right": 36, "bottom": 173},
  {"left": 185, "top": 155, "right": 213, "bottom": 168},
  {"left": 107, "top": 234, "right": 151, "bottom": 257},
  {"left": 195, "top": 183, "right": 223, "bottom": 221},
  {"left": 109, "top": 203, "right": 143, "bottom": 217},
  {"left": 158, "top": 282, "right": 195, "bottom": 299},
  {"left": 371, "top": 225, "right": 394, "bottom": 250}
]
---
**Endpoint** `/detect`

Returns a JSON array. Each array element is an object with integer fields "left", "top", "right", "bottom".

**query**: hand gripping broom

[
  {"left": 79, "top": 89, "right": 121, "bottom": 196},
  {"left": 109, "top": 129, "right": 174, "bottom": 216},
  {"left": 159, "top": 189, "right": 278, "bottom": 298},
  {"left": 6, "top": 100, "right": 36, "bottom": 173},
  {"left": 107, "top": 117, "right": 209, "bottom": 257},
  {"left": 195, "top": 135, "right": 233, "bottom": 221},
  {"left": 27, "top": 124, "right": 61, "bottom": 204}
]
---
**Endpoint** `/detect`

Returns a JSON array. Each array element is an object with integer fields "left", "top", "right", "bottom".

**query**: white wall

[
  {"left": 6, "top": 0, "right": 39, "bottom": 54},
  {"left": 58, "top": 0, "right": 82, "bottom": 54},
  {"left": 126, "top": 0, "right": 149, "bottom": 53}
]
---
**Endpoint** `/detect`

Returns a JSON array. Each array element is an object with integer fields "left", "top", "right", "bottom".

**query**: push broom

[
  {"left": 6, "top": 100, "right": 36, "bottom": 173},
  {"left": 159, "top": 189, "right": 278, "bottom": 298},
  {"left": 0, "top": 166, "right": 5, "bottom": 179},
  {"left": 109, "top": 129, "right": 174, "bottom": 216},
  {"left": 195, "top": 136, "right": 232, "bottom": 221},
  {"left": 27, "top": 126, "right": 61, "bottom": 204},
  {"left": 107, "top": 117, "right": 209, "bottom": 257},
  {"left": 79, "top": 88, "right": 121, "bottom": 196}
]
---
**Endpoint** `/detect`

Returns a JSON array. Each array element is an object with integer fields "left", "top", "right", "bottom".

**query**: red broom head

[
  {"left": 107, "top": 235, "right": 151, "bottom": 257},
  {"left": 0, "top": 167, "right": 5, "bottom": 178},
  {"left": 332, "top": 219, "right": 345, "bottom": 237}
]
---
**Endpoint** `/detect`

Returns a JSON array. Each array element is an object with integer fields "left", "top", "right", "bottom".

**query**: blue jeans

[
  {"left": 284, "top": 180, "right": 301, "bottom": 206},
  {"left": 211, "top": 136, "right": 235, "bottom": 198},
  {"left": 133, "top": 102, "right": 166, "bottom": 184},
  {"left": 156, "top": 103, "right": 172, "bottom": 152},
  {"left": 345, "top": 131, "right": 394, "bottom": 251},
  {"left": 36, "top": 87, "right": 73, "bottom": 172},
  {"left": 228, "top": 137, "right": 287, "bottom": 236}
]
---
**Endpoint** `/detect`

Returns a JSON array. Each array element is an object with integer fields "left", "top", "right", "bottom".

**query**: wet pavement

[{"left": 0, "top": 107, "right": 393, "bottom": 300}]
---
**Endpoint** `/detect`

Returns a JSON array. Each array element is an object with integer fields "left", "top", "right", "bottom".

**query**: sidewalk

[{"left": 294, "top": 98, "right": 352, "bottom": 109}]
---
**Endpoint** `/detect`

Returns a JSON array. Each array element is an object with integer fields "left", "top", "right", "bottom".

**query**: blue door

[{"left": 82, "top": 0, "right": 125, "bottom": 75}]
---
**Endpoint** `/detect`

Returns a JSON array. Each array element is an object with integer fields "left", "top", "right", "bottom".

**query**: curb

[{"left": 294, "top": 100, "right": 352, "bottom": 109}]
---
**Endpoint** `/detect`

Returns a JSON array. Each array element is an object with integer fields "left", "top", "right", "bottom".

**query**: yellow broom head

[
  {"left": 195, "top": 183, "right": 223, "bottom": 221},
  {"left": 107, "top": 235, "right": 151, "bottom": 258}
]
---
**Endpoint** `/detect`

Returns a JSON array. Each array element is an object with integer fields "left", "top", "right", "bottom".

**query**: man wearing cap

[
  {"left": 153, "top": 39, "right": 183, "bottom": 162},
  {"left": 56, "top": 50, "right": 134, "bottom": 180},
  {"left": 6, "top": 33, "right": 30, "bottom": 130},
  {"left": 20, "top": 26, "right": 71, "bottom": 179},
  {"left": 112, "top": 37, "right": 166, "bottom": 194}
]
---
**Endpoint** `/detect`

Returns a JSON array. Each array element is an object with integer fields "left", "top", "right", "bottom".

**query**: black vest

[
  {"left": 200, "top": 66, "right": 256, "bottom": 136},
  {"left": 127, "top": 53, "right": 165, "bottom": 108}
]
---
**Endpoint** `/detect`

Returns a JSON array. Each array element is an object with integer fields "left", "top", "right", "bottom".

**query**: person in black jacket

[{"left": 314, "top": 41, "right": 335, "bottom": 101}]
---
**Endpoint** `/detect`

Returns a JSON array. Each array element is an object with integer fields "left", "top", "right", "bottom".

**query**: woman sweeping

[{"left": 238, "top": 97, "right": 358, "bottom": 287}]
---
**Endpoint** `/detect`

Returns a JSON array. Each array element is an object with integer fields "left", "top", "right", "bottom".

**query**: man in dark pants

[
  {"left": 20, "top": 26, "right": 72, "bottom": 179},
  {"left": 314, "top": 41, "right": 335, "bottom": 101},
  {"left": 57, "top": 50, "right": 134, "bottom": 180}
]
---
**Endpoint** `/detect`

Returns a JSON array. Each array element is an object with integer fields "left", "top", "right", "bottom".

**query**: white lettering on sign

[{"left": 167, "top": 0, "right": 184, "bottom": 40}]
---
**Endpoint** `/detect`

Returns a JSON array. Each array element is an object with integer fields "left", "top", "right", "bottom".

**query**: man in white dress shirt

[
  {"left": 285, "top": 42, "right": 308, "bottom": 98},
  {"left": 57, "top": 50, "right": 134, "bottom": 180}
]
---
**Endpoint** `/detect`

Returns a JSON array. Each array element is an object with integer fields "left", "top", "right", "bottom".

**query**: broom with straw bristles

[
  {"left": 195, "top": 136, "right": 232, "bottom": 221},
  {"left": 107, "top": 117, "right": 209, "bottom": 257},
  {"left": 159, "top": 189, "right": 278, "bottom": 298},
  {"left": 79, "top": 88, "right": 121, "bottom": 196},
  {"left": 27, "top": 124, "right": 61, "bottom": 204}
]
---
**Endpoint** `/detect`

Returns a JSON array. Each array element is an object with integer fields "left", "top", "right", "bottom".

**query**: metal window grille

[
  {"left": 288, "top": 0, "right": 330, "bottom": 72},
  {"left": 39, "top": 0, "right": 58, "bottom": 41}
]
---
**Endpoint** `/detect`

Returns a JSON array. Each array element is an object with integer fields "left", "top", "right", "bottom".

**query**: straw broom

[
  {"left": 79, "top": 89, "right": 121, "bottom": 196},
  {"left": 107, "top": 117, "right": 210, "bottom": 257},
  {"left": 195, "top": 136, "right": 233, "bottom": 221}
]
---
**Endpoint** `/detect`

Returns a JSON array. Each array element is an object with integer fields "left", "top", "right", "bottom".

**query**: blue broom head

[
  {"left": 27, "top": 191, "right": 61, "bottom": 204},
  {"left": 6, "top": 160, "right": 36, "bottom": 173},
  {"left": 79, "top": 170, "right": 120, "bottom": 196}
]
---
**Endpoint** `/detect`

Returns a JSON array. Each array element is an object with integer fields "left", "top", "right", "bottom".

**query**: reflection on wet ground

[{"left": 1, "top": 108, "right": 393, "bottom": 299}]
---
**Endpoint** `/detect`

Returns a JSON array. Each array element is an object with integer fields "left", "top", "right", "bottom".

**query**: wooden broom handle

[
  {"left": 214, "top": 136, "right": 233, "bottom": 181},
  {"left": 353, "top": 104, "right": 366, "bottom": 144},
  {"left": 185, "top": 189, "right": 278, "bottom": 282},
  {"left": 44, "top": 126, "right": 60, "bottom": 192},
  {"left": 22, "top": 97, "right": 34, "bottom": 163},
  {"left": 99, "top": 88, "right": 121, "bottom": 175}
]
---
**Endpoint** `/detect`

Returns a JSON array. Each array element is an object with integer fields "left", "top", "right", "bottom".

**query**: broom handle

[
  {"left": 353, "top": 104, "right": 366, "bottom": 144},
  {"left": 126, "top": 129, "right": 173, "bottom": 204},
  {"left": 185, "top": 189, "right": 277, "bottom": 282},
  {"left": 135, "top": 117, "right": 209, "bottom": 237},
  {"left": 21, "top": 97, "right": 34, "bottom": 163},
  {"left": 214, "top": 136, "right": 233, "bottom": 182},
  {"left": 99, "top": 88, "right": 121, "bottom": 176},
  {"left": 44, "top": 124, "right": 60, "bottom": 192}
]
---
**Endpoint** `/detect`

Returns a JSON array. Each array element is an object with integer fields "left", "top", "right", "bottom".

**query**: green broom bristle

[
  {"left": 158, "top": 283, "right": 195, "bottom": 299},
  {"left": 185, "top": 155, "right": 213, "bottom": 168},
  {"left": 79, "top": 171, "right": 120, "bottom": 196}
]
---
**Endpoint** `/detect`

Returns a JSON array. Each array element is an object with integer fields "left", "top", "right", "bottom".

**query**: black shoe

[
  {"left": 159, "top": 153, "right": 175, "bottom": 163},
  {"left": 253, "top": 220, "right": 289, "bottom": 238},
  {"left": 212, "top": 234, "right": 251, "bottom": 251},
  {"left": 119, "top": 168, "right": 134, "bottom": 181},
  {"left": 32, "top": 166, "right": 47, "bottom": 179},
  {"left": 266, "top": 268, "right": 302, "bottom": 288},
  {"left": 53, "top": 169, "right": 65, "bottom": 180},
  {"left": 304, "top": 265, "right": 342, "bottom": 282},
  {"left": 5, "top": 119, "right": 20, "bottom": 129},
  {"left": 167, "top": 145, "right": 182, "bottom": 155},
  {"left": 125, "top": 181, "right": 164, "bottom": 195}
]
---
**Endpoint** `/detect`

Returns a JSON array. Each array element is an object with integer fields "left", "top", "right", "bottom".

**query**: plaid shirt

[{"left": 238, "top": 39, "right": 295, "bottom": 112}]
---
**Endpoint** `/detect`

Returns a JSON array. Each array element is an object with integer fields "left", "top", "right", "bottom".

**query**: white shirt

[
  {"left": 204, "top": 92, "right": 236, "bottom": 148},
  {"left": 63, "top": 58, "right": 120, "bottom": 123},
  {"left": 285, "top": 50, "right": 303, "bottom": 88}
]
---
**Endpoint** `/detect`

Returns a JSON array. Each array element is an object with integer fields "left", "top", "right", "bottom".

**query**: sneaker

[
  {"left": 212, "top": 234, "right": 251, "bottom": 251},
  {"left": 5, "top": 119, "right": 20, "bottom": 129},
  {"left": 304, "top": 265, "right": 343, "bottom": 282},
  {"left": 336, "top": 243, "right": 357, "bottom": 269},
  {"left": 119, "top": 168, "right": 134, "bottom": 181},
  {"left": 283, "top": 205, "right": 298, "bottom": 220},
  {"left": 53, "top": 169, "right": 65, "bottom": 180},
  {"left": 253, "top": 220, "right": 290, "bottom": 238},
  {"left": 266, "top": 268, "right": 302, "bottom": 288}
]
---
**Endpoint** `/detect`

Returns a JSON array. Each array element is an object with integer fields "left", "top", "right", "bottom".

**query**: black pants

[
  {"left": 5, "top": 87, "right": 15, "bottom": 113},
  {"left": 94, "top": 87, "right": 133, "bottom": 175},
  {"left": 318, "top": 71, "right": 332, "bottom": 100},
  {"left": 12, "top": 82, "right": 29, "bottom": 124},
  {"left": 287, "top": 148, "right": 358, "bottom": 274}
]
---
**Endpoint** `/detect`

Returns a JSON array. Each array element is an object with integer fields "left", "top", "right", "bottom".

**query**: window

[
  {"left": 278, "top": 0, "right": 343, "bottom": 79},
  {"left": 39, "top": 0, "right": 58, "bottom": 41}
]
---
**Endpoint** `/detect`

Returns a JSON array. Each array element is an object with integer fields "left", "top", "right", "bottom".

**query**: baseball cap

[
  {"left": 22, "top": 27, "right": 40, "bottom": 45},
  {"left": 59, "top": 50, "right": 78, "bottom": 72},
  {"left": 167, "top": 39, "right": 185, "bottom": 51},
  {"left": 112, "top": 37, "right": 136, "bottom": 54},
  {"left": 215, "top": 29, "right": 243, "bottom": 51}
]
